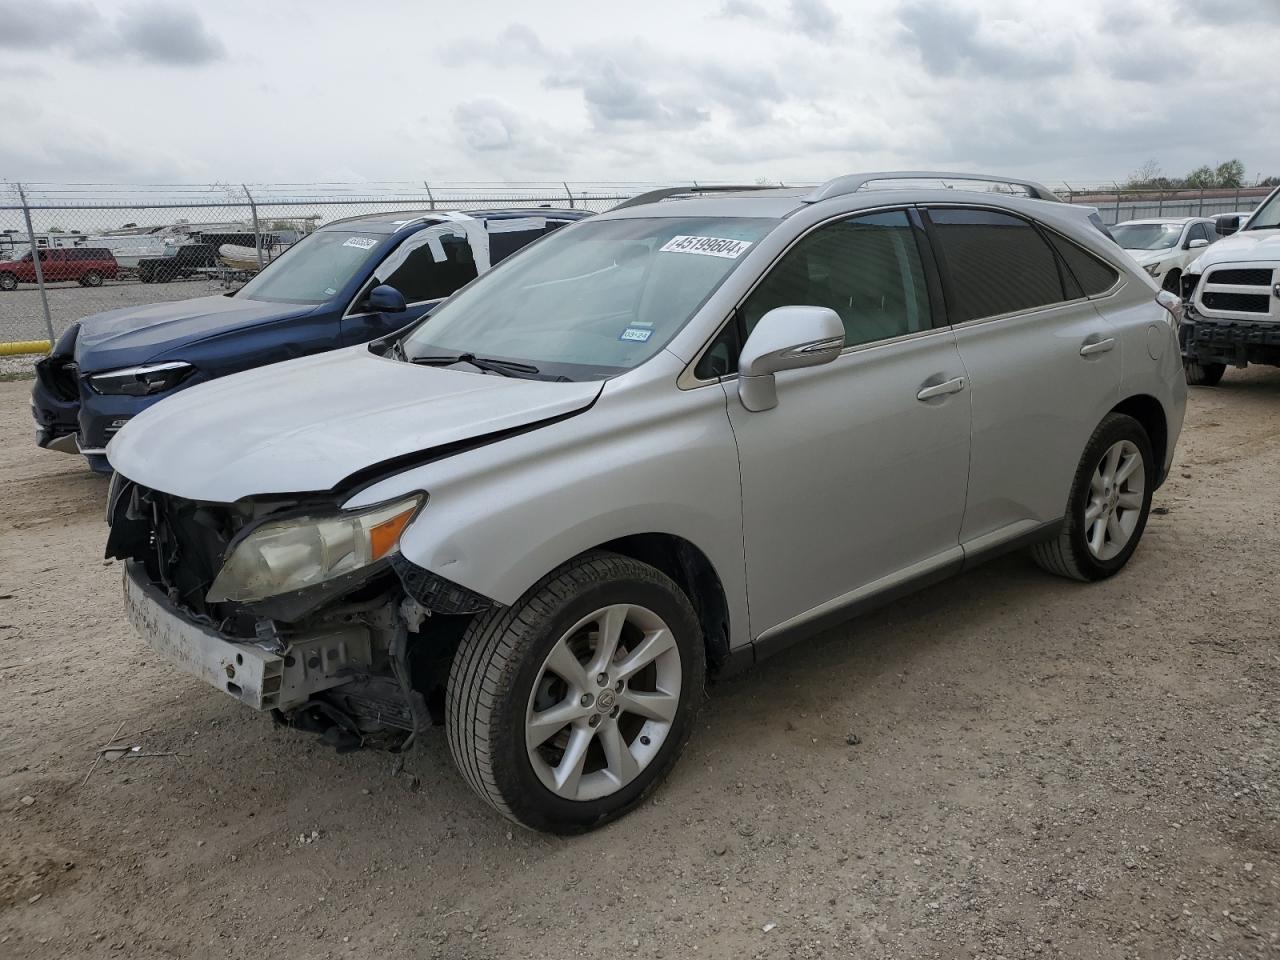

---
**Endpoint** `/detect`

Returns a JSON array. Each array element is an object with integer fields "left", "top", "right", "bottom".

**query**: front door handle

[
  {"left": 916, "top": 376, "right": 967, "bottom": 401},
  {"left": 1080, "top": 337, "right": 1116, "bottom": 357}
]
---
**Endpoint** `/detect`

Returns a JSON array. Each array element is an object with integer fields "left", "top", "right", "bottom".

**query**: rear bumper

[
  {"left": 123, "top": 560, "right": 374, "bottom": 712},
  {"left": 1180, "top": 309, "right": 1280, "bottom": 368}
]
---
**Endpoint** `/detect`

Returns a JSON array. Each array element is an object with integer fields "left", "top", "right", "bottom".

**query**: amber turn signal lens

[{"left": 369, "top": 508, "right": 415, "bottom": 561}]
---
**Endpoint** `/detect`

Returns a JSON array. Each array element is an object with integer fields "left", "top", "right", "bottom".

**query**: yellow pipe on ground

[{"left": 0, "top": 340, "right": 51, "bottom": 357}]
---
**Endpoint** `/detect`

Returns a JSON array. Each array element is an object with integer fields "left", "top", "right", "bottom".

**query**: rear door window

[{"left": 926, "top": 208, "right": 1066, "bottom": 322}]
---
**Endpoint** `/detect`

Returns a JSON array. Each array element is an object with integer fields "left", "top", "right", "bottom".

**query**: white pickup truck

[{"left": 1179, "top": 185, "right": 1280, "bottom": 385}]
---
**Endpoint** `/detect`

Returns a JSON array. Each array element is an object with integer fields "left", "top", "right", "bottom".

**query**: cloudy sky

[{"left": 4, "top": 0, "right": 1279, "bottom": 188}]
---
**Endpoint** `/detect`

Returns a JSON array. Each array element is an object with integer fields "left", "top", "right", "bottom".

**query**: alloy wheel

[
  {"left": 1084, "top": 439, "right": 1145, "bottom": 561},
  {"left": 525, "top": 603, "right": 682, "bottom": 802}
]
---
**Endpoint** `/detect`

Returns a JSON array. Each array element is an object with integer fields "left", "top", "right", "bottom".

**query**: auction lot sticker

[
  {"left": 659, "top": 235, "right": 753, "bottom": 259},
  {"left": 343, "top": 236, "right": 378, "bottom": 249}
]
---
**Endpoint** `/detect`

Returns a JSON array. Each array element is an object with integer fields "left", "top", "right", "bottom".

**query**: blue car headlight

[{"left": 88, "top": 361, "right": 194, "bottom": 397}]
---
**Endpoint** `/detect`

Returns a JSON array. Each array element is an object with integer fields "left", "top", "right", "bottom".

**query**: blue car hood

[{"left": 74, "top": 295, "right": 317, "bottom": 373}]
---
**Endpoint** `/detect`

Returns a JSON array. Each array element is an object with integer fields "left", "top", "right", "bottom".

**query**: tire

[
  {"left": 81, "top": 269, "right": 103, "bottom": 287},
  {"left": 1184, "top": 360, "right": 1226, "bottom": 387},
  {"left": 1161, "top": 269, "right": 1181, "bottom": 294},
  {"left": 446, "top": 551, "right": 705, "bottom": 834},
  {"left": 0, "top": 272, "right": 16, "bottom": 291},
  {"left": 1032, "top": 413, "right": 1154, "bottom": 582}
]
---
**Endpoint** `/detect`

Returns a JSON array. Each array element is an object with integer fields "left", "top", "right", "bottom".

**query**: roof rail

[
  {"left": 804, "top": 171, "right": 1062, "bottom": 204},
  {"left": 610, "top": 184, "right": 786, "bottom": 211}
]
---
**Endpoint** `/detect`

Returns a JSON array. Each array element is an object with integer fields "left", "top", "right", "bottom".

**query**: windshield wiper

[{"left": 410, "top": 352, "right": 541, "bottom": 378}]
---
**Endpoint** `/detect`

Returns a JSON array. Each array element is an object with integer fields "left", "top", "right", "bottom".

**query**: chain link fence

[
  {"left": 0, "top": 182, "right": 639, "bottom": 351},
  {"left": 1, "top": 179, "right": 1273, "bottom": 356}
]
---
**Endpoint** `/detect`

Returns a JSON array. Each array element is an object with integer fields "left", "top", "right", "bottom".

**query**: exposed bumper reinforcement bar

[{"left": 123, "top": 560, "right": 373, "bottom": 711}]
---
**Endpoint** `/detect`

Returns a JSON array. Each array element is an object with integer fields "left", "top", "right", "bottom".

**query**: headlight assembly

[
  {"left": 206, "top": 494, "right": 424, "bottom": 603},
  {"left": 89, "top": 361, "right": 194, "bottom": 396}
]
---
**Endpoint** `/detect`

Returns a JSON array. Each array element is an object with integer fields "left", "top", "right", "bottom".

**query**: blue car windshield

[
  {"left": 401, "top": 216, "right": 776, "bottom": 379},
  {"left": 236, "top": 230, "right": 384, "bottom": 304}
]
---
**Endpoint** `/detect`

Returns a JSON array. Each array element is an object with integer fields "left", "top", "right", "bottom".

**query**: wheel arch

[
  {"left": 1110, "top": 394, "right": 1167, "bottom": 484},
  {"left": 585, "top": 533, "right": 732, "bottom": 674}
]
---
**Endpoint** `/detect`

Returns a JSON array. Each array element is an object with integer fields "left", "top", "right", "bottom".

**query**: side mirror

[
  {"left": 1216, "top": 221, "right": 1237, "bottom": 237},
  {"left": 1188, "top": 238, "right": 1209, "bottom": 249},
  {"left": 737, "top": 305, "right": 844, "bottom": 412},
  {"left": 366, "top": 284, "right": 407, "bottom": 313}
]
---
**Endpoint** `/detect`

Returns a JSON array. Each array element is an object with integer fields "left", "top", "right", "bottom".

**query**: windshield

[
  {"left": 1111, "top": 222, "right": 1182, "bottom": 250},
  {"left": 401, "top": 216, "right": 776, "bottom": 380},
  {"left": 236, "top": 229, "right": 384, "bottom": 304},
  {"left": 1245, "top": 191, "right": 1280, "bottom": 230}
]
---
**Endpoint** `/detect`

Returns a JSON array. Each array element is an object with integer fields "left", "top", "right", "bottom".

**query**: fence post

[
  {"left": 563, "top": 182, "right": 575, "bottom": 209},
  {"left": 242, "top": 184, "right": 264, "bottom": 271},
  {"left": 423, "top": 182, "right": 435, "bottom": 211},
  {"left": 1198, "top": 187, "right": 1204, "bottom": 216},
  {"left": 17, "top": 183, "right": 56, "bottom": 347},
  {"left": 1157, "top": 194, "right": 1163, "bottom": 216}
]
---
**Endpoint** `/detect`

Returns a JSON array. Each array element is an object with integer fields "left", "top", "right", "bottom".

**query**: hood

[
  {"left": 1123, "top": 248, "right": 1170, "bottom": 266},
  {"left": 106, "top": 346, "right": 603, "bottom": 502},
  {"left": 74, "top": 295, "right": 316, "bottom": 373},
  {"left": 1188, "top": 228, "right": 1280, "bottom": 274}
]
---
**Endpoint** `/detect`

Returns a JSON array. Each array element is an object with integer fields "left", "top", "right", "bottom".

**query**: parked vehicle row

[
  {"left": 91, "top": 172, "right": 1187, "bottom": 832},
  {"left": 31, "top": 208, "right": 587, "bottom": 472}
]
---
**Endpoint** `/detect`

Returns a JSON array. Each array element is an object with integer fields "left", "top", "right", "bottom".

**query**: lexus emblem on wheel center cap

[{"left": 596, "top": 689, "right": 616, "bottom": 712}]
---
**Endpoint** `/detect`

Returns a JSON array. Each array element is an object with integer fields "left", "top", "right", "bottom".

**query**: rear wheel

[
  {"left": 1032, "top": 413, "right": 1154, "bottom": 581},
  {"left": 0, "top": 272, "right": 16, "bottom": 291},
  {"left": 446, "top": 552, "right": 705, "bottom": 833},
  {"left": 80, "top": 269, "right": 103, "bottom": 287},
  {"left": 1184, "top": 360, "right": 1226, "bottom": 386}
]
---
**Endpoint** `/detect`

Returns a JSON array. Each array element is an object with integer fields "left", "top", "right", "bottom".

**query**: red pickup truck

[{"left": 0, "top": 247, "right": 120, "bottom": 291}]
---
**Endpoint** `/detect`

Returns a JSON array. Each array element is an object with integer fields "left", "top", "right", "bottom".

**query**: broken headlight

[
  {"left": 206, "top": 494, "right": 424, "bottom": 603},
  {"left": 88, "top": 361, "right": 194, "bottom": 396}
]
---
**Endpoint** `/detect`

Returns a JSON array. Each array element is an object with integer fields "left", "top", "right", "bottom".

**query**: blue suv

[{"left": 31, "top": 208, "right": 587, "bottom": 473}]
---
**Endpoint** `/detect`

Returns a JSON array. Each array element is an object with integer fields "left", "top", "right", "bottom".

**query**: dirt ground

[{"left": 1, "top": 369, "right": 1277, "bottom": 960}]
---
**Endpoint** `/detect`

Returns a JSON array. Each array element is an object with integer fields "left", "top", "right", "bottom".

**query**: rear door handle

[
  {"left": 1080, "top": 337, "right": 1116, "bottom": 357},
  {"left": 916, "top": 376, "right": 967, "bottom": 401}
]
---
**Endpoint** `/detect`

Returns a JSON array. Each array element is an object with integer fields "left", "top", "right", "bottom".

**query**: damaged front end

[{"left": 106, "top": 474, "right": 493, "bottom": 751}]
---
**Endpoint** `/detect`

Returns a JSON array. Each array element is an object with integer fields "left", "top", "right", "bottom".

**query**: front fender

[{"left": 344, "top": 365, "right": 751, "bottom": 650}]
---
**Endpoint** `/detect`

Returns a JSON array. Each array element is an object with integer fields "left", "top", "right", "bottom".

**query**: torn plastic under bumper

[{"left": 123, "top": 559, "right": 373, "bottom": 712}]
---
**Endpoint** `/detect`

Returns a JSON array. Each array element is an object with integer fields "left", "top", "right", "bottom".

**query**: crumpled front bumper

[{"left": 123, "top": 560, "right": 374, "bottom": 712}]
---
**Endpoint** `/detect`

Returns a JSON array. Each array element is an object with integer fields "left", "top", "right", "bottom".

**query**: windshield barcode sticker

[
  {"left": 343, "top": 236, "right": 378, "bottom": 249},
  {"left": 659, "top": 235, "right": 753, "bottom": 259},
  {"left": 619, "top": 327, "right": 653, "bottom": 342}
]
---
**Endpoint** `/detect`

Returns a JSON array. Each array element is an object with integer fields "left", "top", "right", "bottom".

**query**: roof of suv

[
  {"left": 318, "top": 208, "right": 586, "bottom": 235},
  {"left": 601, "top": 171, "right": 1072, "bottom": 222}
]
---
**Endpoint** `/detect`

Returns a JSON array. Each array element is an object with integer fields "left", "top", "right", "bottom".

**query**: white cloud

[{"left": 0, "top": 0, "right": 1277, "bottom": 186}]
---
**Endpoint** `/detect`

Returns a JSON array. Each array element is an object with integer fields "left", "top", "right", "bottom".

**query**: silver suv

[{"left": 105, "top": 172, "right": 1188, "bottom": 833}]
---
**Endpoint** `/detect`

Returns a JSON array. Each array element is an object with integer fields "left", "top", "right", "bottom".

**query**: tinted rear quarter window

[
  {"left": 1045, "top": 232, "right": 1119, "bottom": 297},
  {"left": 927, "top": 208, "right": 1064, "bottom": 322}
]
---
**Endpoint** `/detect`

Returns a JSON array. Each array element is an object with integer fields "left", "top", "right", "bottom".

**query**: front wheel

[
  {"left": 0, "top": 272, "right": 17, "bottom": 291},
  {"left": 446, "top": 552, "right": 705, "bottom": 833},
  {"left": 80, "top": 269, "right": 103, "bottom": 287},
  {"left": 1184, "top": 360, "right": 1226, "bottom": 386},
  {"left": 1032, "top": 413, "right": 1154, "bottom": 581}
]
